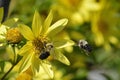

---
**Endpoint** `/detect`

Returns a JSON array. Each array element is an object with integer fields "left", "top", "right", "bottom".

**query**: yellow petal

[
  {"left": 19, "top": 52, "right": 33, "bottom": 73},
  {"left": 40, "top": 60, "right": 54, "bottom": 79},
  {"left": 18, "top": 24, "right": 34, "bottom": 40},
  {"left": 0, "top": 7, "right": 3, "bottom": 22},
  {"left": 109, "top": 36, "right": 118, "bottom": 45},
  {"left": 16, "top": 72, "right": 32, "bottom": 80},
  {"left": 53, "top": 39, "right": 75, "bottom": 49},
  {"left": 42, "top": 10, "right": 53, "bottom": 34},
  {"left": 53, "top": 50, "right": 70, "bottom": 65},
  {"left": 32, "top": 10, "right": 42, "bottom": 37},
  {"left": 31, "top": 54, "right": 41, "bottom": 75},
  {"left": 18, "top": 41, "right": 33, "bottom": 56},
  {"left": 46, "top": 18, "right": 68, "bottom": 37},
  {"left": 0, "top": 25, "right": 7, "bottom": 41}
]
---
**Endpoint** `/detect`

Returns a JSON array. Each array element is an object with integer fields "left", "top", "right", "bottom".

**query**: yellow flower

[
  {"left": 0, "top": 7, "right": 19, "bottom": 45},
  {"left": 18, "top": 10, "right": 74, "bottom": 78},
  {"left": 52, "top": 0, "right": 101, "bottom": 25},
  {"left": 91, "top": 1, "right": 119, "bottom": 51}
]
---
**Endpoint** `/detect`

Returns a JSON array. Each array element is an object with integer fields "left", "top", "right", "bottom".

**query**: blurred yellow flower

[
  {"left": 91, "top": 0, "right": 119, "bottom": 50},
  {"left": 52, "top": 0, "right": 101, "bottom": 25},
  {"left": 18, "top": 10, "right": 74, "bottom": 78}
]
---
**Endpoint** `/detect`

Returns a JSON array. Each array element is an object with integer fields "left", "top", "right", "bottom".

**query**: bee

[
  {"left": 78, "top": 40, "right": 92, "bottom": 55},
  {"left": 39, "top": 51, "right": 50, "bottom": 60},
  {"left": 39, "top": 43, "right": 53, "bottom": 60}
]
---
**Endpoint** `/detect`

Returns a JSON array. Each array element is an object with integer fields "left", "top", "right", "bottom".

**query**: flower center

[
  {"left": 32, "top": 37, "right": 46, "bottom": 51},
  {"left": 32, "top": 37, "right": 53, "bottom": 60}
]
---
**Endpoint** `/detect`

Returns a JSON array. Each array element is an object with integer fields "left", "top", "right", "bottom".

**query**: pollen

[
  {"left": 32, "top": 38, "right": 45, "bottom": 51},
  {"left": 6, "top": 28, "right": 22, "bottom": 44}
]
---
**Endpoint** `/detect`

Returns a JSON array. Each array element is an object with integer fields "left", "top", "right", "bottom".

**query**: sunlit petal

[
  {"left": 31, "top": 54, "right": 41, "bottom": 75},
  {"left": 42, "top": 10, "right": 53, "bottom": 34},
  {"left": 18, "top": 24, "right": 35, "bottom": 40},
  {"left": 40, "top": 60, "right": 54, "bottom": 79},
  {"left": 53, "top": 39, "right": 75, "bottom": 49},
  {"left": 0, "top": 25, "right": 7, "bottom": 41},
  {"left": 32, "top": 10, "right": 42, "bottom": 37},
  {"left": 46, "top": 18, "right": 68, "bottom": 37},
  {"left": 53, "top": 49, "right": 70, "bottom": 65},
  {"left": 19, "top": 52, "right": 34, "bottom": 73},
  {"left": 18, "top": 41, "right": 33, "bottom": 56}
]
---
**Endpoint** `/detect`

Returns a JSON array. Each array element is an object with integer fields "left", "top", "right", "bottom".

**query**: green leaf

[
  {"left": 3, "top": 18, "right": 18, "bottom": 27},
  {"left": 0, "top": 61, "right": 5, "bottom": 72},
  {"left": 53, "top": 50, "right": 70, "bottom": 65},
  {"left": 16, "top": 55, "right": 22, "bottom": 63},
  {"left": 46, "top": 18, "right": 68, "bottom": 37},
  {"left": 0, "top": 8, "right": 3, "bottom": 23}
]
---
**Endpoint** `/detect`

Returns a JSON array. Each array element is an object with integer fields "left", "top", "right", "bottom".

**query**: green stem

[
  {"left": 1, "top": 64, "right": 14, "bottom": 80},
  {"left": 12, "top": 44, "right": 17, "bottom": 64}
]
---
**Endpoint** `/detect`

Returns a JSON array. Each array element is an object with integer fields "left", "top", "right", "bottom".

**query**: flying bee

[
  {"left": 39, "top": 43, "right": 53, "bottom": 60},
  {"left": 78, "top": 40, "right": 92, "bottom": 55}
]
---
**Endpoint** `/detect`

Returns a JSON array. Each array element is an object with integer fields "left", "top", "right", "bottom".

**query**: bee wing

[
  {"left": 53, "top": 49, "right": 70, "bottom": 65},
  {"left": 84, "top": 50, "right": 90, "bottom": 56}
]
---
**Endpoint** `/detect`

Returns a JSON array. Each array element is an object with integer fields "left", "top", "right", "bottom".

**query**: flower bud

[{"left": 6, "top": 28, "right": 22, "bottom": 44}]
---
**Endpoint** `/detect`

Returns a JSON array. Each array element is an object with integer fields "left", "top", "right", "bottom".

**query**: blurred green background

[{"left": 1, "top": 0, "right": 120, "bottom": 80}]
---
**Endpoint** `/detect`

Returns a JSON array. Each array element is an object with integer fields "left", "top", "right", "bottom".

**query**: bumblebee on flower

[{"left": 18, "top": 10, "right": 74, "bottom": 78}]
